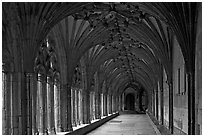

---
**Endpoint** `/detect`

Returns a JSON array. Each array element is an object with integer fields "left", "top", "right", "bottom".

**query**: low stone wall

[
  {"left": 66, "top": 113, "right": 119, "bottom": 135},
  {"left": 147, "top": 112, "right": 171, "bottom": 135}
]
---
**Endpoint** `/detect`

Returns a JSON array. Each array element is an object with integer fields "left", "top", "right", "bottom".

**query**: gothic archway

[{"left": 125, "top": 93, "right": 135, "bottom": 111}]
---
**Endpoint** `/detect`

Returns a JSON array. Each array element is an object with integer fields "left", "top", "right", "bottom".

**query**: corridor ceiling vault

[
  {"left": 3, "top": 2, "right": 199, "bottom": 93},
  {"left": 2, "top": 2, "right": 202, "bottom": 135}
]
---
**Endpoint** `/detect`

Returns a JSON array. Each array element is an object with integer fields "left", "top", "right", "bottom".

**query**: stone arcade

[{"left": 2, "top": 2, "right": 202, "bottom": 135}]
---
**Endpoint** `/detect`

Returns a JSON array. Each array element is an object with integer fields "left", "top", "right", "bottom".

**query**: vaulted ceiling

[{"left": 2, "top": 2, "right": 200, "bottom": 95}]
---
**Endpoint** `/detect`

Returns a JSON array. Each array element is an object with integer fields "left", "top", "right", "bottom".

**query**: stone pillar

[
  {"left": 94, "top": 92, "right": 98, "bottom": 119},
  {"left": 78, "top": 90, "right": 83, "bottom": 125},
  {"left": 10, "top": 72, "right": 19, "bottom": 134},
  {"left": 2, "top": 71, "right": 6, "bottom": 134},
  {"left": 67, "top": 84, "right": 73, "bottom": 131},
  {"left": 8, "top": 72, "right": 24, "bottom": 135},
  {"left": 30, "top": 73, "right": 37, "bottom": 135},
  {"left": 37, "top": 73, "right": 48, "bottom": 135},
  {"left": 89, "top": 92, "right": 93, "bottom": 121},
  {"left": 122, "top": 93, "right": 125, "bottom": 111},
  {"left": 152, "top": 90, "right": 155, "bottom": 116},
  {"left": 60, "top": 84, "right": 73, "bottom": 132},
  {"left": 103, "top": 93, "right": 108, "bottom": 116},
  {"left": 96, "top": 92, "right": 101, "bottom": 119},
  {"left": 118, "top": 95, "right": 121, "bottom": 112},
  {"left": 160, "top": 66, "right": 164, "bottom": 124},
  {"left": 92, "top": 92, "right": 95, "bottom": 120},
  {"left": 120, "top": 95, "right": 122, "bottom": 111},
  {"left": 107, "top": 94, "right": 109, "bottom": 114},
  {"left": 116, "top": 96, "right": 118, "bottom": 112},
  {"left": 110, "top": 94, "right": 112, "bottom": 114},
  {"left": 82, "top": 89, "right": 91, "bottom": 124},
  {"left": 168, "top": 82, "right": 173, "bottom": 134},
  {"left": 60, "top": 84, "right": 67, "bottom": 131},
  {"left": 112, "top": 95, "right": 115, "bottom": 113},
  {"left": 160, "top": 88, "right": 164, "bottom": 124},
  {"left": 72, "top": 88, "right": 76, "bottom": 127},
  {"left": 37, "top": 74, "right": 42, "bottom": 134},
  {"left": 2, "top": 72, "right": 12, "bottom": 134},
  {"left": 155, "top": 90, "right": 159, "bottom": 120},
  {"left": 47, "top": 76, "right": 56, "bottom": 134},
  {"left": 25, "top": 73, "right": 36, "bottom": 135},
  {"left": 118, "top": 96, "right": 121, "bottom": 112},
  {"left": 54, "top": 79, "right": 61, "bottom": 132},
  {"left": 75, "top": 89, "right": 79, "bottom": 125},
  {"left": 101, "top": 93, "right": 103, "bottom": 116}
]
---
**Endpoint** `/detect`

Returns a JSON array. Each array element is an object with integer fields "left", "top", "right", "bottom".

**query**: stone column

[
  {"left": 118, "top": 95, "right": 120, "bottom": 112},
  {"left": 17, "top": 72, "right": 22, "bottom": 134},
  {"left": 47, "top": 76, "right": 56, "bottom": 134},
  {"left": 2, "top": 71, "right": 6, "bottom": 134},
  {"left": 152, "top": 90, "right": 155, "bottom": 116},
  {"left": 103, "top": 93, "right": 106, "bottom": 116},
  {"left": 67, "top": 84, "right": 73, "bottom": 131},
  {"left": 104, "top": 93, "right": 108, "bottom": 116},
  {"left": 96, "top": 92, "right": 101, "bottom": 119},
  {"left": 118, "top": 96, "right": 121, "bottom": 112},
  {"left": 107, "top": 94, "right": 109, "bottom": 114},
  {"left": 110, "top": 94, "right": 113, "bottom": 114},
  {"left": 54, "top": 79, "right": 61, "bottom": 132},
  {"left": 75, "top": 89, "right": 79, "bottom": 125},
  {"left": 60, "top": 84, "right": 67, "bottom": 131},
  {"left": 120, "top": 95, "right": 122, "bottom": 111},
  {"left": 101, "top": 93, "right": 104, "bottom": 116},
  {"left": 112, "top": 95, "right": 114, "bottom": 113},
  {"left": 168, "top": 81, "right": 173, "bottom": 134},
  {"left": 155, "top": 90, "right": 159, "bottom": 120},
  {"left": 116, "top": 96, "right": 118, "bottom": 112},
  {"left": 2, "top": 72, "right": 12, "bottom": 134},
  {"left": 10, "top": 72, "right": 19, "bottom": 134},
  {"left": 60, "top": 84, "right": 73, "bottom": 131},
  {"left": 122, "top": 93, "right": 125, "bottom": 111},
  {"left": 78, "top": 90, "right": 83, "bottom": 125},
  {"left": 37, "top": 73, "right": 48, "bottom": 135},
  {"left": 32, "top": 73, "right": 38, "bottom": 135},
  {"left": 72, "top": 88, "right": 76, "bottom": 127},
  {"left": 36, "top": 74, "right": 42, "bottom": 134},
  {"left": 89, "top": 92, "right": 92, "bottom": 121},
  {"left": 24, "top": 73, "right": 35, "bottom": 135},
  {"left": 94, "top": 92, "right": 99, "bottom": 119},
  {"left": 82, "top": 89, "right": 91, "bottom": 124},
  {"left": 103, "top": 94, "right": 105, "bottom": 116},
  {"left": 92, "top": 92, "right": 96, "bottom": 120}
]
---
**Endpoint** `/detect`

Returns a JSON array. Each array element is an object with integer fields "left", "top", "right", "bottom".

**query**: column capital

[
  {"left": 47, "top": 76, "right": 54, "bottom": 84},
  {"left": 54, "top": 78, "right": 60, "bottom": 85}
]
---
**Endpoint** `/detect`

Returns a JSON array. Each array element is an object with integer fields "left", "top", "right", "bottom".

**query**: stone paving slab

[{"left": 87, "top": 114, "right": 159, "bottom": 135}]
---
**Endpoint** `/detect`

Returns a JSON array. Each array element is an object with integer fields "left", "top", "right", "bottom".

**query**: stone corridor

[
  {"left": 2, "top": 2, "right": 202, "bottom": 135},
  {"left": 87, "top": 114, "right": 160, "bottom": 135}
]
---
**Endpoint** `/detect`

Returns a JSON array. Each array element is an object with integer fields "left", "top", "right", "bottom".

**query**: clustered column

[
  {"left": 47, "top": 76, "right": 56, "bottom": 134},
  {"left": 54, "top": 79, "right": 61, "bottom": 132}
]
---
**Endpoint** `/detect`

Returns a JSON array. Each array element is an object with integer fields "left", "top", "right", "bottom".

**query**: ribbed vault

[{"left": 2, "top": 2, "right": 201, "bottom": 135}]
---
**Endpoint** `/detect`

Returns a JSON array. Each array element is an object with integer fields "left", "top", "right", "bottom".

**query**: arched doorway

[{"left": 125, "top": 93, "right": 135, "bottom": 111}]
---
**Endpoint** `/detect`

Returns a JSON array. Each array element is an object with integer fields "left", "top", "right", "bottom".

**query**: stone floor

[{"left": 87, "top": 114, "right": 160, "bottom": 135}]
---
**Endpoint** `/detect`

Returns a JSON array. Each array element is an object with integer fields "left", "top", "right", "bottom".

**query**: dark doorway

[{"left": 125, "top": 93, "right": 135, "bottom": 110}]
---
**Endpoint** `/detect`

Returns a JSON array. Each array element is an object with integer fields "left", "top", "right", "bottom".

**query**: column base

[
  {"left": 48, "top": 127, "right": 56, "bottom": 135},
  {"left": 63, "top": 126, "right": 73, "bottom": 132},
  {"left": 32, "top": 128, "right": 38, "bottom": 135},
  {"left": 57, "top": 126, "right": 63, "bottom": 132},
  {"left": 42, "top": 128, "right": 48, "bottom": 135},
  {"left": 38, "top": 130, "right": 48, "bottom": 135},
  {"left": 72, "top": 121, "right": 77, "bottom": 127}
]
